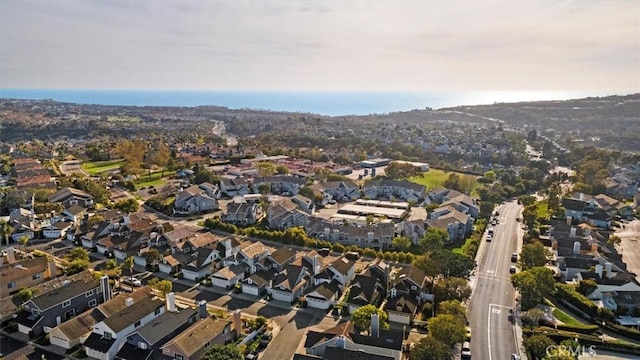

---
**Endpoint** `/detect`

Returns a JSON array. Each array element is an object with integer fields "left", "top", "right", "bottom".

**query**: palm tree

[
  {"left": 19, "top": 235, "right": 30, "bottom": 253},
  {"left": 0, "top": 220, "right": 12, "bottom": 246},
  {"left": 123, "top": 256, "right": 135, "bottom": 288}
]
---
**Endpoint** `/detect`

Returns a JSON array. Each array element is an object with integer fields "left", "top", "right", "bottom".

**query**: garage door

[
  {"left": 242, "top": 284, "right": 259, "bottom": 296},
  {"left": 307, "top": 297, "right": 329, "bottom": 310},
  {"left": 272, "top": 289, "right": 293, "bottom": 303},
  {"left": 211, "top": 276, "right": 230, "bottom": 289}
]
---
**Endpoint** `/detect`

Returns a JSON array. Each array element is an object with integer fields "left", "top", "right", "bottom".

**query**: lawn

[
  {"left": 134, "top": 170, "right": 175, "bottom": 189},
  {"left": 552, "top": 308, "right": 588, "bottom": 327},
  {"left": 409, "top": 168, "right": 481, "bottom": 194},
  {"left": 81, "top": 160, "right": 124, "bottom": 175},
  {"left": 536, "top": 201, "right": 551, "bottom": 219}
]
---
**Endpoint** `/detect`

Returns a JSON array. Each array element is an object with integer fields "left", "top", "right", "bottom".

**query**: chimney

[
  {"left": 314, "top": 255, "right": 321, "bottom": 275},
  {"left": 585, "top": 229, "right": 592, "bottom": 238},
  {"left": 605, "top": 262, "right": 613, "bottom": 277},
  {"left": 579, "top": 193, "right": 584, "bottom": 201},
  {"left": 48, "top": 260, "right": 58, "bottom": 279},
  {"left": 573, "top": 241, "right": 581, "bottom": 255},
  {"left": 100, "top": 276, "right": 112, "bottom": 302},
  {"left": 198, "top": 300, "right": 208, "bottom": 320},
  {"left": 166, "top": 292, "right": 176, "bottom": 312},
  {"left": 123, "top": 215, "right": 130, "bottom": 225},
  {"left": 551, "top": 240, "right": 558, "bottom": 251},
  {"left": 569, "top": 227, "right": 577, "bottom": 238},
  {"left": 336, "top": 335, "right": 346, "bottom": 349},
  {"left": 125, "top": 297, "right": 134, "bottom": 307},
  {"left": 595, "top": 264, "right": 603, "bottom": 278},
  {"left": 566, "top": 216, "right": 572, "bottom": 225},
  {"left": 590, "top": 243, "right": 598, "bottom": 253},
  {"left": 323, "top": 228, "right": 330, "bottom": 241},
  {"left": 371, "top": 313, "right": 380, "bottom": 338},
  {"left": 233, "top": 309, "right": 242, "bottom": 338},
  {"left": 7, "top": 247, "right": 16, "bottom": 264}
]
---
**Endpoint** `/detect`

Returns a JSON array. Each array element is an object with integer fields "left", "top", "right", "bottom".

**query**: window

[
  {"left": 205, "top": 341, "right": 211, "bottom": 349},
  {"left": 64, "top": 309, "right": 76, "bottom": 320},
  {"left": 411, "top": 285, "right": 417, "bottom": 290},
  {"left": 88, "top": 299, "right": 97, "bottom": 307},
  {"left": 135, "top": 320, "right": 141, "bottom": 327},
  {"left": 154, "top": 308, "right": 161, "bottom": 316},
  {"left": 32, "top": 308, "right": 40, "bottom": 316},
  {"left": 62, "top": 300, "right": 71, "bottom": 308},
  {"left": 85, "top": 289, "right": 94, "bottom": 297},
  {"left": 175, "top": 354, "right": 184, "bottom": 360},
  {"left": 7, "top": 282, "right": 16, "bottom": 289},
  {"left": 32, "top": 273, "right": 41, "bottom": 280},
  {"left": 138, "top": 342, "right": 147, "bottom": 350},
  {"left": 104, "top": 332, "right": 112, "bottom": 340}
]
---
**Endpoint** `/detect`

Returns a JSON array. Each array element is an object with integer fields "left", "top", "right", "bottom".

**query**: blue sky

[{"left": 1, "top": 0, "right": 638, "bottom": 93}]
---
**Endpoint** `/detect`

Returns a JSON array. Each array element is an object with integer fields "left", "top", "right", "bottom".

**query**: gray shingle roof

[
  {"left": 133, "top": 308, "right": 197, "bottom": 345},
  {"left": 31, "top": 274, "right": 100, "bottom": 311},
  {"left": 103, "top": 297, "right": 164, "bottom": 333}
]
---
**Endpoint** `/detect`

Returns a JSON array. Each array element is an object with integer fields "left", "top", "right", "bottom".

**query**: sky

[{"left": 1, "top": 0, "right": 639, "bottom": 93}]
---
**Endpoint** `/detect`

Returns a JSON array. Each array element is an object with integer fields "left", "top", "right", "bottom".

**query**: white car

[{"left": 123, "top": 277, "right": 142, "bottom": 287}]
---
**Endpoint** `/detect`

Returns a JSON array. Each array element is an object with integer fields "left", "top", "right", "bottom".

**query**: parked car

[
  {"left": 486, "top": 234, "right": 493, "bottom": 242},
  {"left": 461, "top": 341, "right": 472, "bottom": 359},
  {"left": 510, "top": 265, "right": 517, "bottom": 274},
  {"left": 122, "top": 277, "right": 142, "bottom": 287},
  {"left": 511, "top": 253, "right": 518, "bottom": 262}
]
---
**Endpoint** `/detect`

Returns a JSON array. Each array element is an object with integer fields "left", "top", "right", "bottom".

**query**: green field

[
  {"left": 134, "top": 170, "right": 176, "bottom": 189},
  {"left": 81, "top": 160, "right": 124, "bottom": 175},
  {"left": 409, "top": 168, "right": 480, "bottom": 192}
]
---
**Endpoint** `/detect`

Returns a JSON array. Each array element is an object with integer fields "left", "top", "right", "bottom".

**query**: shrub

[{"left": 555, "top": 284, "right": 598, "bottom": 318}]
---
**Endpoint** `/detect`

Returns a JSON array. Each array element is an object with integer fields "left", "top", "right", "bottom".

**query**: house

[
  {"left": 251, "top": 175, "right": 307, "bottom": 195},
  {"left": 241, "top": 269, "right": 277, "bottom": 297},
  {"left": 219, "top": 177, "right": 250, "bottom": 197},
  {"left": 48, "top": 187, "right": 94, "bottom": 208},
  {"left": 83, "top": 295, "right": 165, "bottom": 360},
  {"left": 222, "top": 202, "right": 263, "bottom": 226},
  {"left": 384, "top": 293, "right": 419, "bottom": 325},
  {"left": 237, "top": 241, "right": 270, "bottom": 273},
  {"left": 62, "top": 205, "right": 88, "bottom": 225},
  {"left": 16, "top": 271, "right": 105, "bottom": 337},
  {"left": 270, "top": 264, "right": 310, "bottom": 303},
  {"left": 173, "top": 185, "right": 219, "bottom": 215},
  {"left": 181, "top": 247, "right": 218, "bottom": 281},
  {"left": 321, "top": 180, "right": 361, "bottom": 202},
  {"left": 198, "top": 182, "right": 222, "bottom": 199},
  {"left": 261, "top": 247, "right": 297, "bottom": 272},
  {"left": 396, "top": 220, "right": 426, "bottom": 246},
  {"left": 160, "top": 310, "right": 242, "bottom": 360},
  {"left": 441, "top": 193, "right": 479, "bottom": 219},
  {"left": 602, "top": 291, "right": 640, "bottom": 316},
  {"left": 1, "top": 254, "right": 57, "bottom": 295},
  {"left": 302, "top": 319, "right": 402, "bottom": 360},
  {"left": 425, "top": 214, "right": 470, "bottom": 243},
  {"left": 48, "top": 286, "right": 154, "bottom": 350},
  {"left": 81, "top": 221, "right": 116, "bottom": 250},
  {"left": 346, "top": 272, "right": 387, "bottom": 314},
  {"left": 115, "top": 295, "right": 198, "bottom": 360},
  {"left": 305, "top": 281, "right": 341, "bottom": 310},
  {"left": 292, "top": 194, "right": 316, "bottom": 214},
  {"left": 42, "top": 221, "right": 73, "bottom": 239},
  {"left": 305, "top": 218, "right": 396, "bottom": 250},
  {"left": 323, "top": 256, "right": 356, "bottom": 290},
  {"left": 210, "top": 263, "right": 248, "bottom": 289},
  {"left": 267, "top": 200, "right": 310, "bottom": 230},
  {"left": 362, "top": 179, "right": 425, "bottom": 203}
]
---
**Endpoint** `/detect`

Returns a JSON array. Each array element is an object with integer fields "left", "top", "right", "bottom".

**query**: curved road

[{"left": 468, "top": 200, "right": 524, "bottom": 360}]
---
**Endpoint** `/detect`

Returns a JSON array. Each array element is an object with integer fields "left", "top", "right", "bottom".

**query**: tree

[
  {"left": 576, "top": 279, "right": 598, "bottom": 297},
  {"left": 384, "top": 162, "right": 422, "bottom": 180},
  {"left": 437, "top": 299, "right": 467, "bottom": 322},
  {"left": 147, "top": 277, "right": 173, "bottom": 295},
  {"left": 607, "top": 235, "right": 621, "bottom": 246},
  {"left": 19, "top": 235, "right": 29, "bottom": 252},
  {"left": 123, "top": 256, "right": 135, "bottom": 287},
  {"left": 201, "top": 344, "right": 243, "bottom": 360},
  {"left": 351, "top": 304, "right": 389, "bottom": 334},
  {"left": 523, "top": 334, "right": 555, "bottom": 360},
  {"left": 434, "top": 277, "right": 472, "bottom": 303},
  {"left": 409, "top": 337, "right": 452, "bottom": 360},
  {"left": 114, "top": 198, "right": 140, "bottom": 214},
  {"left": 392, "top": 236, "right": 412, "bottom": 252},
  {"left": 255, "top": 162, "right": 276, "bottom": 177},
  {"left": 519, "top": 242, "right": 548, "bottom": 270},
  {"left": 87, "top": 215, "right": 106, "bottom": 227},
  {"left": 426, "top": 314, "right": 466, "bottom": 348},
  {"left": 0, "top": 220, "right": 12, "bottom": 246},
  {"left": 150, "top": 143, "right": 171, "bottom": 176},
  {"left": 275, "top": 165, "right": 289, "bottom": 174},
  {"left": 17, "top": 288, "right": 34, "bottom": 302},
  {"left": 67, "top": 247, "right": 90, "bottom": 262},
  {"left": 258, "top": 183, "right": 271, "bottom": 195},
  {"left": 419, "top": 228, "right": 448, "bottom": 252},
  {"left": 521, "top": 308, "right": 544, "bottom": 331},
  {"left": 145, "top": 248, "right": 162, "bottom": 271},
  {"left": 430, "top": 249, "right": 476, "bottom": 279},
  {"left": 511, "top": 267, "right": 556, "bottom": 310}
]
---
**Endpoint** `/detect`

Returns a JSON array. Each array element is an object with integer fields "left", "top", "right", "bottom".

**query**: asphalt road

[
  {"left": 467, "top": 200, "right": 523, "bottom": 360},
  {"left": 615, "top": 219, "right": 640, "bottom": 283}
]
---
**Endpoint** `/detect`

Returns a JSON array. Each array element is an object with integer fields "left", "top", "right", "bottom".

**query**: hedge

[
  {"left": 554, "top": 323, "right": 599, "bottom": 334},
  {"left": 555, "top": 284, "right": 598, "bottom": 318},
  {"left": 524, "top": 327, "right": 640, "bottom": 355},
  {"left": 604, "top": 323, "right": 640, "bottom": 342}
]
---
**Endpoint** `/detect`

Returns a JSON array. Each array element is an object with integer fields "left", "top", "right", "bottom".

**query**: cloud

[{"left": 0, "top": 0, "right": 638, "bottom": 92}]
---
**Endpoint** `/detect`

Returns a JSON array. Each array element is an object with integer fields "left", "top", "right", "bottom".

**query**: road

[
  {"left": 614, "top": 219, "right": 640, "bottom": 283},
  {"left": 467, "top": 200, "right": 524, "bottom": 360}
]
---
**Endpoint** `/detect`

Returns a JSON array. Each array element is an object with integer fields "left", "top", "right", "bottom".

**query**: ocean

[{"left": 0, "top": 89, "right": 601, "bottom": 117}]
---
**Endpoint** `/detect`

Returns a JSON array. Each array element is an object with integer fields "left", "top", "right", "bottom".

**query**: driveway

[{"left": 614, "top": 219, "right": 640, "bottom": 282}]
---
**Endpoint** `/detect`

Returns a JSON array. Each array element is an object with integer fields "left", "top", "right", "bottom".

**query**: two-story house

[
  {"left": 251, "top": 175, "right": 307, "bottom": 196},
  {"left": 219, "top": 178, "right": 250, "bottom": 197},
  {"left": 1, "top": 254, "right": 57, "bottom": 296},
  {"left": 222, "top": 202, "right": 264, "bottom": 226},
  {"left": 48, "top": 187, "right": 94, "bottom": 208},
  {"left": 270, "top": 264, "right": 310, "bottom": 303},
  {"left": 17, "top": 271, "right": 105, "bottom": 337},
  {"left": 173, "top": 185, "right": 219, "bottom": 215}
]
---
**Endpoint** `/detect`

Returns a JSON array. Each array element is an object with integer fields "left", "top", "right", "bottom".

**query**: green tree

[
  {"left": 607, "top": 235, "right": 621, "bottom": 246},
  {"left": 409, "top": 337, "right": 452, "bottom": 360},
  {"left": 511, "top": 267, "right": 556, "bottom": 310},
  {"left": 521, "top": 308, "right": 544, "bottom": 331},
  {"left": 576, "top": 279, "right": 598, "bottom": 296},
  {"left": 392, "top": 236, "right": 412, "bottom": 252},
  {"left": 123, "top": 256, "right": 135, "bottom": 287},
  {"left": 0, "top": 220, "right": 13, "bottom": 246},
  {"left": 430, "top": 249, "right": 476, "bottom": 279},
  {"left": 351, "top": 304, "right": 389, "bottom": 334},
  {"left": 147, "top": 277, "right": 173, "bottom": 295},
  {"left": 67, "top": 247, "right": 90, "bottom": 262},
  {"left": 114, "top": 198, "right": 140, "bottom": 214},
  {"left": 255, "top": 162, "right": 276, "bottom": 177},
  {"left": 17, "top": 288, "right": 34, "bottom": 302},
  {"left": 275, "top": 165, "right": 289, "bottom": 174},
  {"left": 437, "top": 299, "right": 467, "bottom": 322},
  {"left": 427, "top": 314, "right": 466, "bottom": 348},
  {"left": 258, "top": 183, "right": 271, "bottom": 195},
  {"left": 523, "top": 334, "right": 555, "bottom": 360},
  {"left": 419, "top": 228, "right": 448, "bottom": 252},
  {"left": 201, "top": 344, "right": 243, "bottom": 360},
  {"left": 434, "top": 277, "right": 472, "bottom": 303},
  {"left": 519, "top": 242, "right": 548, "bottom": 270},
  {"left": 19, "top": 235, "right": 29, "bottom": 252},
  {"left": 145, "top": 248, "right": 162, "bottom": 271}
]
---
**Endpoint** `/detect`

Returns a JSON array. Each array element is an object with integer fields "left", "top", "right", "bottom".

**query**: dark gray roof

[
  {"left": 350, "top": 329, "right": 403, "bottom": 350},
  {"left": 330, "top": 256, "right": 355, "bottom": 276},
  {"left": 269, "top": 247, "right": 296, "bottom": 266},
  {"left": 115, "top": 342, "right": 153, "bottom": 360},
  {"left": 31, "top": 275, "right": 100, "bottom": 311},
  {"left": 133, "top": 308, "right": 197, "bottom": 345},
  {"left": 103, "top": 297, "right": 164, "bottom": 333},
  {"left": 307, "top": 281, "right": 340, "bottom": 300},
  {"left": 244, "top": 269, "right": 277, "bottom": 287},
  {"left": 292, "top": 354, "right": 322, "bottom": 360},
  {"left": 347, "top": 274, "right": 385, "bottom": 306},
  {"left": 385, "top": 293, "right": 419, "bottom": 314},
  {"left": 84, "top": 332, "right": 116, "bottom": 353},
  {"left": 324, "top": 347, "right": 394, "bottom": 360}
]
